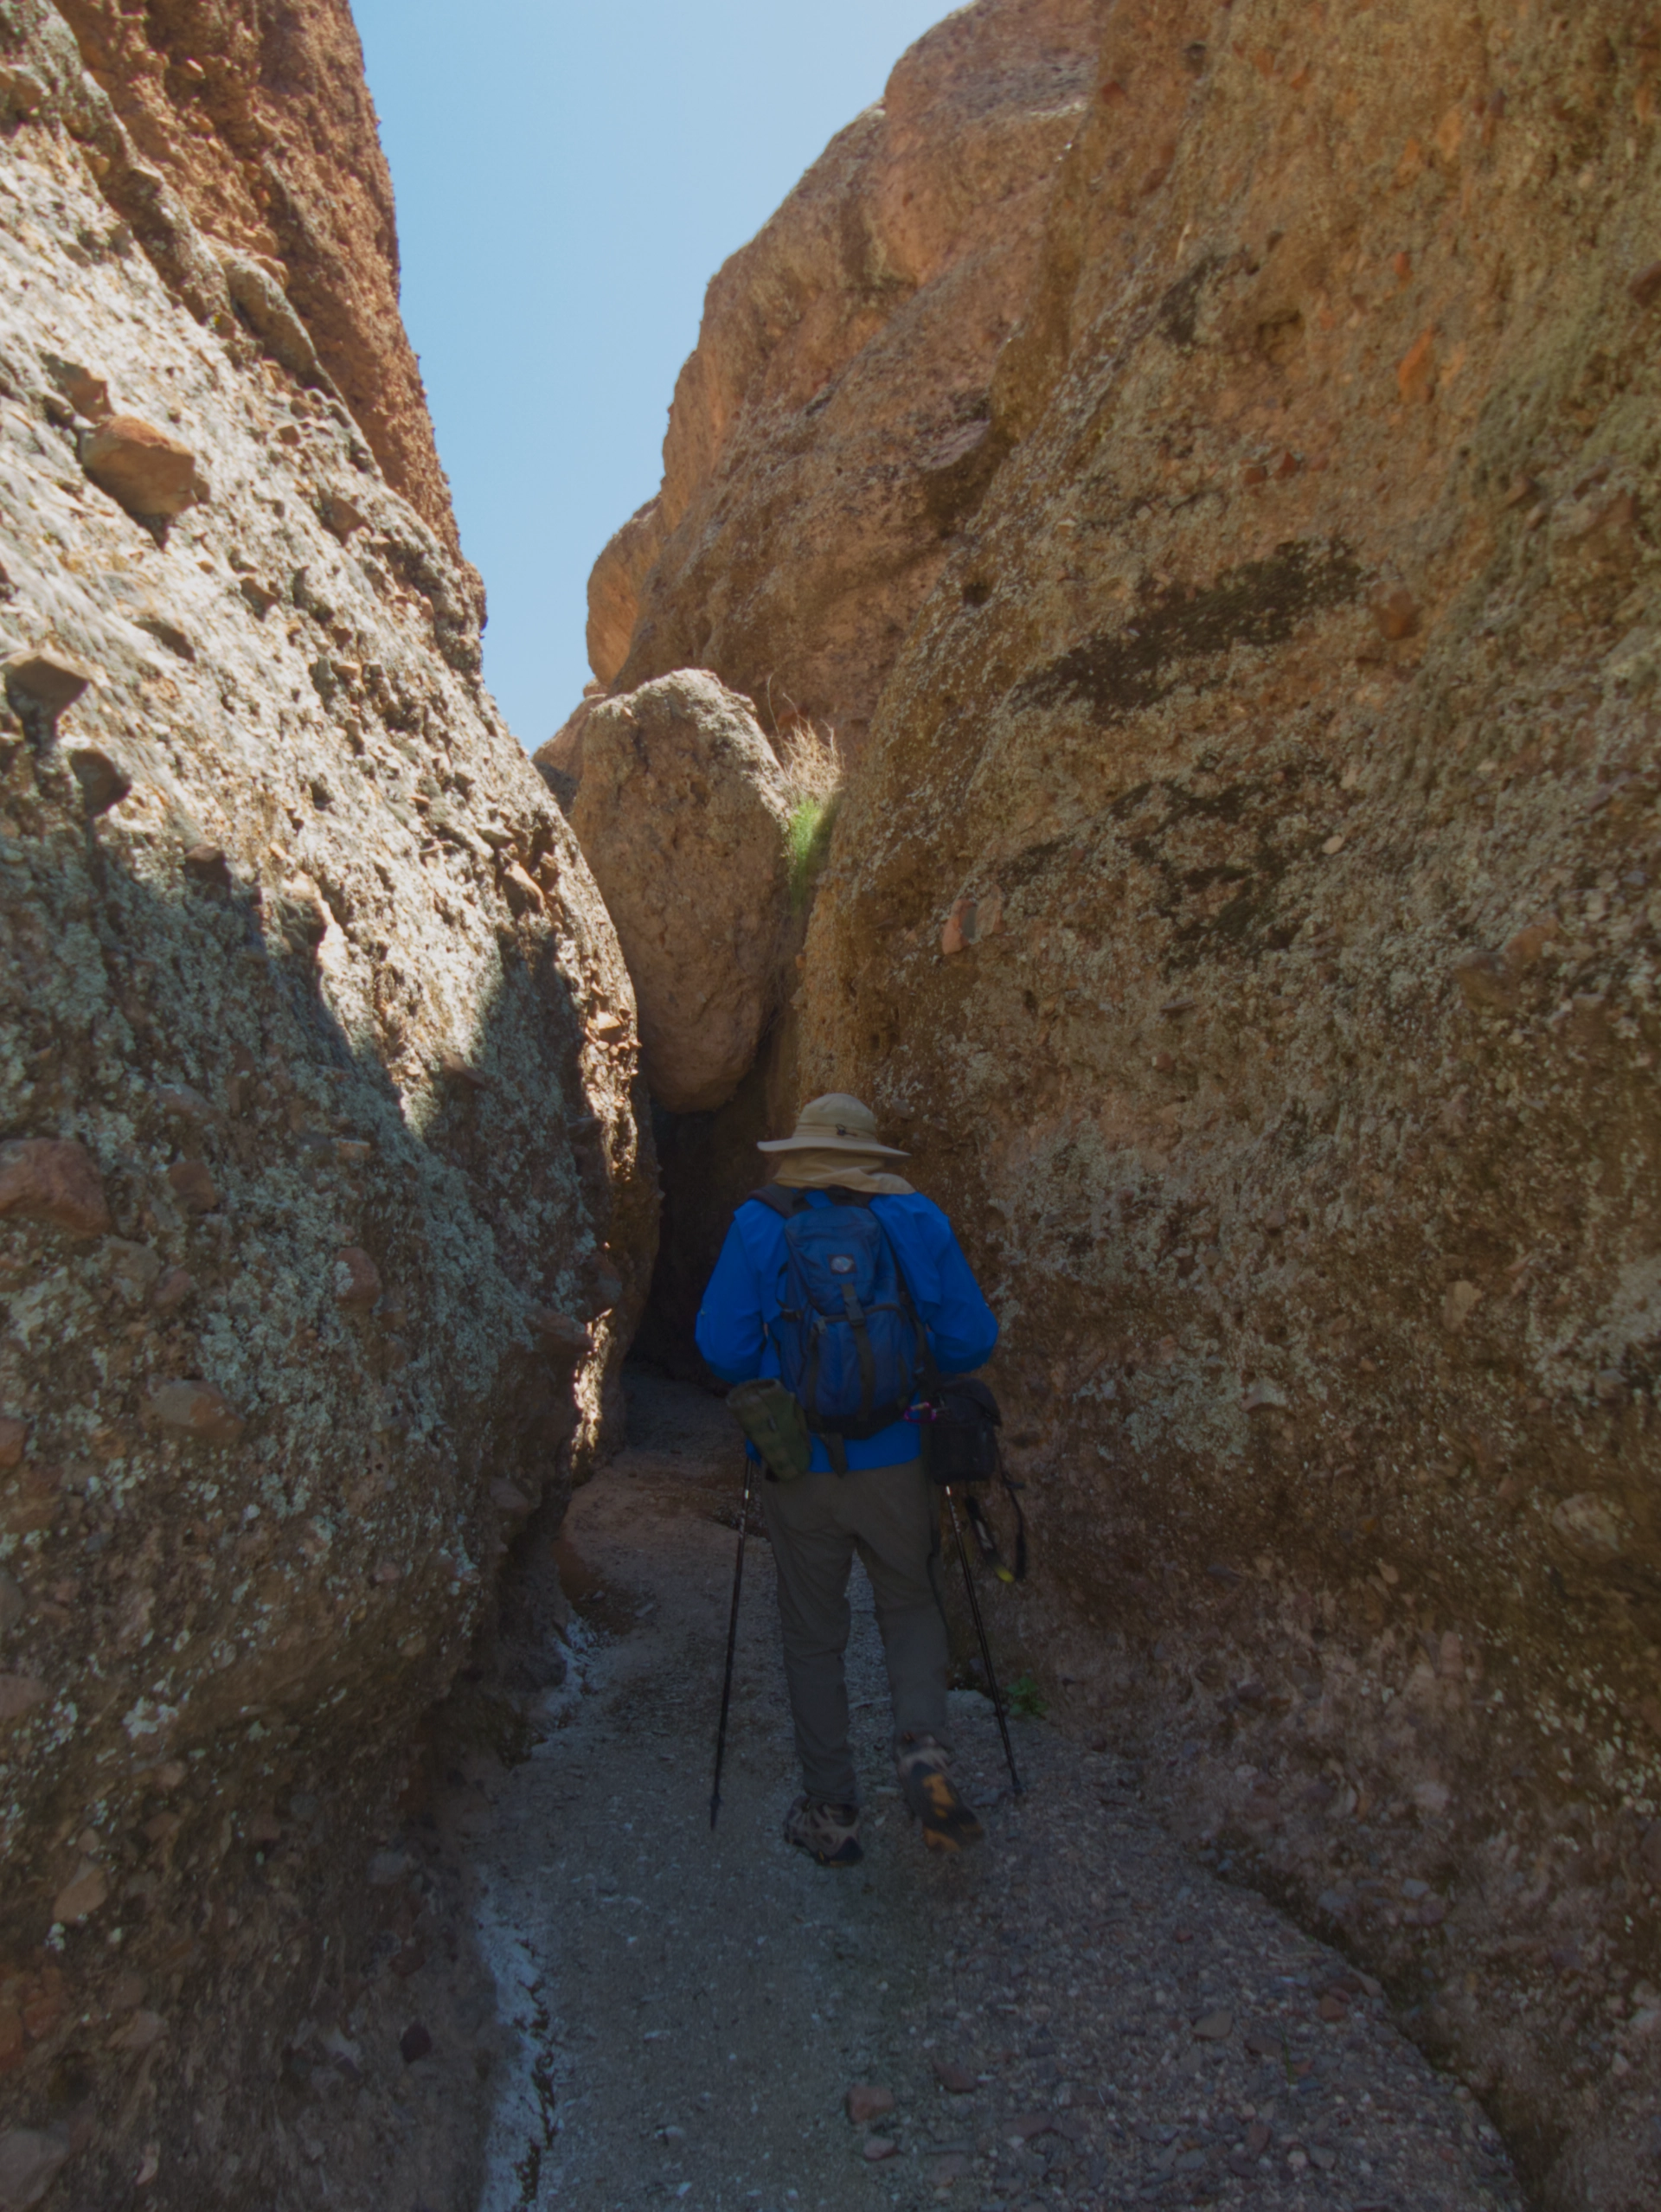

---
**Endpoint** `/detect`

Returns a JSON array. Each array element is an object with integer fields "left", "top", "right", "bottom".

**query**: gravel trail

[{"left": 469, "top": 1374, "right": 1523, "bottom": 2212}]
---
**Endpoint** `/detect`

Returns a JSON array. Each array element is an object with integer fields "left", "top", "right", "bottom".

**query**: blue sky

[{"left": 352, "top": 0, "right": 948, "bottom": 751}]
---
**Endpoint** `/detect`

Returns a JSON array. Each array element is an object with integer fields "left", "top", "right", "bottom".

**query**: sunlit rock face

[
  {"left": 769, "top": 1, "right": 1660, "bottom": 2202},
  {"left": 584, "top": 0, "right": 1100, "bottom": 758},
  {"left": 0, "top": 3, "right": 653, "bottom": 2200},
  {"left": 53, "top": 0, "right": 471, "bottom": 572}
]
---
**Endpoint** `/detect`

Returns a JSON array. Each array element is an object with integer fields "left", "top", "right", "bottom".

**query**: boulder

[{"left": 565, "top": 672, "right": 791, "bottom": 1114}]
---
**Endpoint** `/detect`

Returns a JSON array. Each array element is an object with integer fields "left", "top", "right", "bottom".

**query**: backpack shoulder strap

[
  {"left": 867, "top": 1204, "right": 941, "bottom": 1400},
  {"left": 747, "top": 1184, "right": 875, "bottom": 1216}
]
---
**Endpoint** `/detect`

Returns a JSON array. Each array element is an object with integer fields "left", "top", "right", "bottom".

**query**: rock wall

[
  {"left": 578, "top": 0, "right": 1661, "bottom": 2202},
  {"left": 792, "top": 1, "right": 1661, "bottom": 2202},
  {"left": 51, "top": 0, "right": 470, "bottom": 577},
  {"left": 0, "top": 3, "right": 652, "bottom": 2203},
  {"left": 587, "top": 0, "right": 1100, "bottom": 755}
]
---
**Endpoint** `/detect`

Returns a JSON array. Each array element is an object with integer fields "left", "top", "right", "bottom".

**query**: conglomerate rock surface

[
  {"left": 587, "top": 0, "right": 1100, "bottom": 756},
  {"left": 784, "top": 2, "right": 1661, "bottom": 2205},
  {"left": 50, "top": 0, "right": 469, "bottom": 571},
  {"left": 0, "top": 3, "right": 653, "bottom": 2204},
  {"left": 568, "top": 0, "right": 1661, "bottom": 2204}
]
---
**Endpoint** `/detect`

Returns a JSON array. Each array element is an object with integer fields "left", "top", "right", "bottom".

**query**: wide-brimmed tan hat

[{"left": 756, "top": 1093, "right": 909, "bottom": 1157}]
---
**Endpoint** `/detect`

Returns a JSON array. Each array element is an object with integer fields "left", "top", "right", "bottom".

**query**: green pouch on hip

[{"left": 726, "top": 1378, "right": 812, "bottom": 1482}]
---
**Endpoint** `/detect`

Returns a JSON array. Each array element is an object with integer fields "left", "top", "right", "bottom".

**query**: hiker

[{"left": 695, "top": 1093, "right": 998, "bottom": 1866}]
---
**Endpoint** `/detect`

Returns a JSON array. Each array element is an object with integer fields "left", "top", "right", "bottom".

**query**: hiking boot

[
  {"left": 783, "top": 1795, "right": 863, "bottom": 1867},
  {"left": 895, "top": 1734, "right": 984, "bottom": 1852}
]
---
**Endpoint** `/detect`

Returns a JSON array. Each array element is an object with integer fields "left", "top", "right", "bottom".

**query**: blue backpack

[{"left": 750, "top": 1185, "right": 929, "bottom": 1471}]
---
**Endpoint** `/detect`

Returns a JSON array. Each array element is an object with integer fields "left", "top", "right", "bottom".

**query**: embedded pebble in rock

[
  {"left": 0, "top": 2128, "right": 71, "bottom": 2209},
  {"left": 2, "top": 648, "right": 99, "bottom": 724},
  {"left": 76, "top": 414, "right": 203, "bottom": 522},
  {"left": 50, "top": 1862, "right": 107, "bottom": 1925},
  {"left": 333, "top": 1244, "right": 383, "bottom": 1307},
  {"left": 465, "top": 1371, "right": 1519, "bottom": 2212},
  {"left": 140, "top": 1379, "right": 245, "bottom": 1447},
  {"left": 0, "top": 1139, "right": 112, "bottom": 1237},
  {"left": 846, "top": 2081, "right": 897, "bottom": 2124}
]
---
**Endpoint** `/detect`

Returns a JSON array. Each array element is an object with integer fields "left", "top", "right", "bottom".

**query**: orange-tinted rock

[
  {"left": 78, "top": 414, "right": 202, "bottom": 520},
  {"left": 143, "top": 1381, "right": 245, "bottom": 1447},
  {"left": 3, "top": 648, "right": 99, "bottom": 720},
  {"left": 151, "top": 1267, "right": 196, "bottom": 1313},
  {"left": 1371, "top": 587, "right": 1420, "bottom": 641},
  {"left": 580, "top": 0, "right": 1099, "bottom": 755},
  {"left": 332, "top": 1247, "right": 381, "bottom": 1307},
  {"left": 0, "top": 1419, "right": 24, "bottom": 1469},
  {"left": 54, "top": 0, "right": 467, "bottom": 567},
  {"left": 165, "top": 1159, "right": 219, "bottom": 1214},
  {"left": 52, "top": 1861, "right": 108, "bottom": 1923},
  {"left": 725, "top": 2, "right": 1661, "bottom": 2194},
  {"left": 0, "top": 1676, "right": 48, "bottom": 1726},
  {"left": 1395, "top": 329, "right": 1436, "bottom": 405},
  {"left": 500, "top": 861, "right": 546, "bottom": 917},
  {"left": 0, "top": 1139, "right": 112, "bottom": 1237}
]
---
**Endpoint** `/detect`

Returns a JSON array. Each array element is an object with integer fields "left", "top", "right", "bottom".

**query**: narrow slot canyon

[{"left": 1, "top": 2, "right": 1659, "bottom": 2209}]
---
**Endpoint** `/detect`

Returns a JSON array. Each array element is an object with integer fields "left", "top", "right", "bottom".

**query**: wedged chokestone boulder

[{"left": 555, "top": 672, "right": 792, "bottom": 1114}]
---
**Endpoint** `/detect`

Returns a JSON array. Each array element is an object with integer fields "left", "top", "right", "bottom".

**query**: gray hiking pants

[{"left": 757, "top": 1455, "right": 948, "bottom": 1806}]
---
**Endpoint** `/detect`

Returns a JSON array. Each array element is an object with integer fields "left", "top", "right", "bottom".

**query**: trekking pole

[
  {"left": 709, "top": 1457, "right": 757, "bottom": 1829},
  {"left": 944, "top": 1485, "right": 1024, "bottom": 1798}
]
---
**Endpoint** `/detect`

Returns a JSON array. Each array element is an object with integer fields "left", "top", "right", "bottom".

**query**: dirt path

[{"left": 463, "top": 1374, "right": 1523, "bottom": 2211}]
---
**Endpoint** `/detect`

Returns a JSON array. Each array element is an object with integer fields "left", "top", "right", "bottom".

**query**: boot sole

[
  {"left": 791, "top": 1837, "right": 864, "bottom": 1867},
  {"left": 901, "top": 1768, "right": 984, "bottom": 1850}
]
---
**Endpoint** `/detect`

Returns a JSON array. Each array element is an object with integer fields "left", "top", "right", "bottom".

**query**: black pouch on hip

[{"left": 920, "top": 1377, "right": 1002, "bottom": 1484}]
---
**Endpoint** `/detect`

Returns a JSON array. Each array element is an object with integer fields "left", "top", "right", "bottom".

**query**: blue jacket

[{"left": 695, "top": 1188, "right": 998, "bottom": 1471}]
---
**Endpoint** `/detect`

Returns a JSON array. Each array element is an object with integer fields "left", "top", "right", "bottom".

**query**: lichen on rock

[{"left": 0, "top": 3, "right": 654, "bottom": 2200}]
